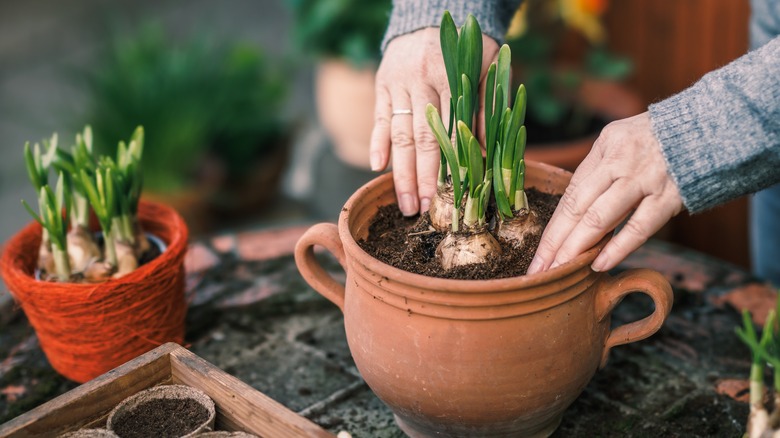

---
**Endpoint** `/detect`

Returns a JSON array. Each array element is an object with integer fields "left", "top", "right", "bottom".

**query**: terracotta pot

[
  {"left": 0, "top": 201, "right": 188, "bottom": 383},
  {"left": 315, "top": 59, "right": 376, "bottom": 170},
  {"left": 524, "top": 80, "right": 643, "bottom": 172},
  {"left": 295, "top": 161, "right": 673, "bottom": 437}
]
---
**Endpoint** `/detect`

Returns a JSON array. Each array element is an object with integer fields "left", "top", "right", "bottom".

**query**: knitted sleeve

[
  {"left": 381, "top": 0, "right": 522, "bottom": 51},
  {"left": 648, "top": 35, "right": 780, "bottom": 213}
]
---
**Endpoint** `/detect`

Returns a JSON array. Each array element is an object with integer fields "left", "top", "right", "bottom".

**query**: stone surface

[{"left": 0, "top": 232, "right": 767, "bottom": 437}]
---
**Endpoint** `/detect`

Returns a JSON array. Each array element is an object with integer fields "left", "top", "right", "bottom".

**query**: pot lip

[
  {"left": 106, "top": 384, "right": 216, "bottom": 434},
  {"left": 0, "top": 200, "right": 187, "bottom": 290},
  {"left": 338, "top": 166, "right": 609, "bottom": 292}
]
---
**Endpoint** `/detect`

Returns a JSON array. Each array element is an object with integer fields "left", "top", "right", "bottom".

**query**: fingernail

[
  {"left": 370, "top": 152, "right": 382, "bottom": 171},
  {"left": 591, "top": 255, "right": 607, "bottom": 272},
  {"left": 527, "top": 256, "right": 544, "bottom": 274},
  {"left": 399, "top": 194, "right": 417, "bottom": 216},
  {"left": 420, "top": 197, "right": 431, "bottom": 213}
]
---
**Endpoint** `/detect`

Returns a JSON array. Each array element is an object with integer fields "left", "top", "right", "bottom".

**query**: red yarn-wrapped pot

[{"left": 0, "top": 201, "right": 188, "bottom": 383}]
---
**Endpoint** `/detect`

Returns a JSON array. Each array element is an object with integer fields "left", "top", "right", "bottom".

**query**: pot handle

[
  {"left": 595, "top": 269, "right": 673, "bottom": 368},
  {"left": 294, "top": 223, "right": 347, "bottom": 311}
]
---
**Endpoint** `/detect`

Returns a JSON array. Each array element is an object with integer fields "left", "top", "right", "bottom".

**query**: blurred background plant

[
  {"left": 285, "top": 0, "right": 392, "bottom": 220},
  {"left": 79, "top": 22, "right": 291, "bottom": 225},
  {"left": 286, "top": 0, "right": 391, "bottom": 67},
  {"left": 506, "top": 0, "right": 633, "bottom": 141}
]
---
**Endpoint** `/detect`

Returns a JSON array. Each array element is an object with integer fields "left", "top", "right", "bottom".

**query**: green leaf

[
  {"left": 426, "top": 104, "right": 462, "bottom": 203},
  {"left": 480, "top": 170, "right": 493, "bottom": 216},
  {"left": 493, "top": 148, "right": 513, "bottom": 219},
  {"left": 500, "top": 108, "right": 512, "bottom": 169},
  {"left": 21, "top": 199, "right": 44, "bottom": 226},
  {"left": 496, "top": 44, "right": 511, "bottom": 107},
  {"left": 55, "top": 172, "right": 69, "bottom": 222},
  {"left": 512, "top": 158, "right": 526, "bottom": 198},
  {"left": 456, "top": 95, "right": 467, "bottom": 166},
  {"left": 130, "top": 126, "right": 144, "bottom": 161},
  {"left": 105, "top": 167, "right": 116, "bottom": 220},
  {"left": 737, "top": 310, "right": 762, "bottom": 365},
  {"left": 502, "top": 85, "right": 527, "bottom": 169},
  {"left": 81, "top": 169, "right": 106, "bottom": 221},
  {"left": 440, "top": 11, "right": 459, "bottom": 104},
  {"left": 457, "top": 14, "right": 482, "bottom": 106},
  {"left": 484, "top": 64, "right": 496, "bottom": 174},
  {"left": 460, "top": 73, "right": 474, "bottom": 130},
  {"left": 467, "top": 135, "right": 483, "bottom": 197},
  {"left": 82, "top": 125, "right": 93, "bottom": 154},
  {"left": 24, "top": 142, "right": 43, "bottom": 191},
  {"left": 514, "top": 126, "right": 528, "bottom": 170},
  {"left": 513, "top": 84, "right": 527, "bottom": 126}
]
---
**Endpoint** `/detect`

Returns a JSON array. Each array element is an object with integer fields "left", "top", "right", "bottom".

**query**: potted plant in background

[
  {"left": 296, "top": 12, "right": 673, "bottom": 437},
  {"left": 287, "top": 0, "right": 391, "bottom": 170},
  {"left": 79, "top": 23, "right": 291, "bottom": 234},
  {"left": 506, "top": 0, "right": 641, "bottom": 171},
  {"left": 0, "top": 125, "right": 188, "bottom": 383}
]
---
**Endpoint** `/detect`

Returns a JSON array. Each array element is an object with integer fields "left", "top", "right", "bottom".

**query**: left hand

[{"left": 369, "top": 28, "right": 499, "bottom": 216}]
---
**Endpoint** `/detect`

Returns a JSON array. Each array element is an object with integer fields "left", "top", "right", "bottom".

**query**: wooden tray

[{"left": 0, "top": 343, "right": 334, "bottom": 437}]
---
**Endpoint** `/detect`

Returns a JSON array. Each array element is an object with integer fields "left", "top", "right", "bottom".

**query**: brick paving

[{"left": 0, "top": 225, "right": 772, "bottom": 437}]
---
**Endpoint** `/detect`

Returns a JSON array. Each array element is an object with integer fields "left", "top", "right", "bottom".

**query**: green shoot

[
  {"left": 493, "top": 83, "right": 529, "bottom": 220},
  {"left": 81, "top": 165, "right": 118, "bottom": 266},
  {"left": 21, "top": 173, "right": 71, "bottom": 281},
  {"left": 736, "top": 309, "right": 776, "bottom": 406},
  {"left": 427, "top": 104, "right": 462, "bottom": 232},
  {"left": 50, "top": 126, "right": 99, "bottom": 229}
]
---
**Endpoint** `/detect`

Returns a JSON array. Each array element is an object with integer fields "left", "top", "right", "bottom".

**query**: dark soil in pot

[
  {"left": 359, "top": 188, "right": 561, "bottom": 280},
  {"left": 110, "top": 398, "right": 210, "bottom": 438}
]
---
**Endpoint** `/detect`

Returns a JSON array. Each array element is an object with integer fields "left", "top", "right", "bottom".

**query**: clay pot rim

[{"left": 339, "top": 161, "right": 609, "bottom": 292}]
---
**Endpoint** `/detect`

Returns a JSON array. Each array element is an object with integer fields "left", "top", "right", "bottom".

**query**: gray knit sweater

[{"left": 383, "top": 0, "right": 780, "bottom": 214}]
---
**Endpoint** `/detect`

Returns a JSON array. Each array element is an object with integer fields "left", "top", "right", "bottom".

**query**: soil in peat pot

[
  {"left": 359, "top": 188, "right": 561, "bottom": 280},
  {"left": 111, "top": 398, "right": 210, "bottom": 438}
]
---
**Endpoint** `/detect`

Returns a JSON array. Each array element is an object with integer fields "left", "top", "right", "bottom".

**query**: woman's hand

[
  {"left": 370, "top": 27, "right": 499, "bottom": 216},
  {"left": 528, "top": 112, "right": 685, "bottom": 274}
]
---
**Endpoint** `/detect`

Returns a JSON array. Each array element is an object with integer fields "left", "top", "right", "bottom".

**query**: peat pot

[{"left": 295, "top": 161, "right": 673, "bottom": 437}]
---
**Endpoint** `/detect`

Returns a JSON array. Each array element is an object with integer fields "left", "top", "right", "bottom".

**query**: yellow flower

[
  {"left": 505, "top": 3, "right": 529, "bottom": 39},
  {"left": 560, "top": 0, "right": 607, "bottom": 44}
]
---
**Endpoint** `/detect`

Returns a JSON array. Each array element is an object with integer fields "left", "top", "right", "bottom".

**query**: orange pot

[
  {"left": 0, "top": 201, "right": 188, "bottom": 383},
  {"left": 315, "top": 59, "right": 376, "bottom": 170},
  {"left": 295, "top": 161, "right": 673, "bottom": 437}
]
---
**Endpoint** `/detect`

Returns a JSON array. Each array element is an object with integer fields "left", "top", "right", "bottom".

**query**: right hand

[
  {"left": 369, "top": 28, "right": 499, "bottom": 216},
  {"left": 528, "top": 112, "right": 685, "bottom": 274}
]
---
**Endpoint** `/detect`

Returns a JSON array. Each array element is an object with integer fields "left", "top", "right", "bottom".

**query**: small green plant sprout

[
  {"left": 21, "top": 126, "right": 151, "bottom": 283},
  {"left": 425, "top": 12, "right": 502, "bottom": 270},
  {"left": 23, "top": 135, "right": 59, "bottom": 273},
  {"left": 21, "top": 173, "right": 72, "bottom": 282},
  {"left": 426, "top": 11, "right": 484, "bottom": 233},
  {"left": 492, "top": 82, "right": 542, "bottom": 247},
  {"left": 51, "top": 126, "right": 102, "bottom": 274},
  {"left": 735, "top": 295, "right": 780, "bottom": 437},
  {"left": 114, "top": 126, "right": 149, "bottom": 258}
]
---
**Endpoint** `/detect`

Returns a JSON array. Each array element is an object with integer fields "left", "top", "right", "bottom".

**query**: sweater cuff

[
  {"left": 381, "top": 0, "right": 515, "bottom": 51},
  {"left": 648, "top": 90, "right": 710, "bottom": 212}
]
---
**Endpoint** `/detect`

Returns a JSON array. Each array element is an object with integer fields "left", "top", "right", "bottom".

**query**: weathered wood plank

[{"left": 0, "top": 343, "right": 175, "bottom": 437}]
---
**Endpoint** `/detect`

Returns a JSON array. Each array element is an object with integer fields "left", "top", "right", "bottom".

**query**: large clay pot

[{"left": 294, "top": 161, "right": 673, "bottom": 437}]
